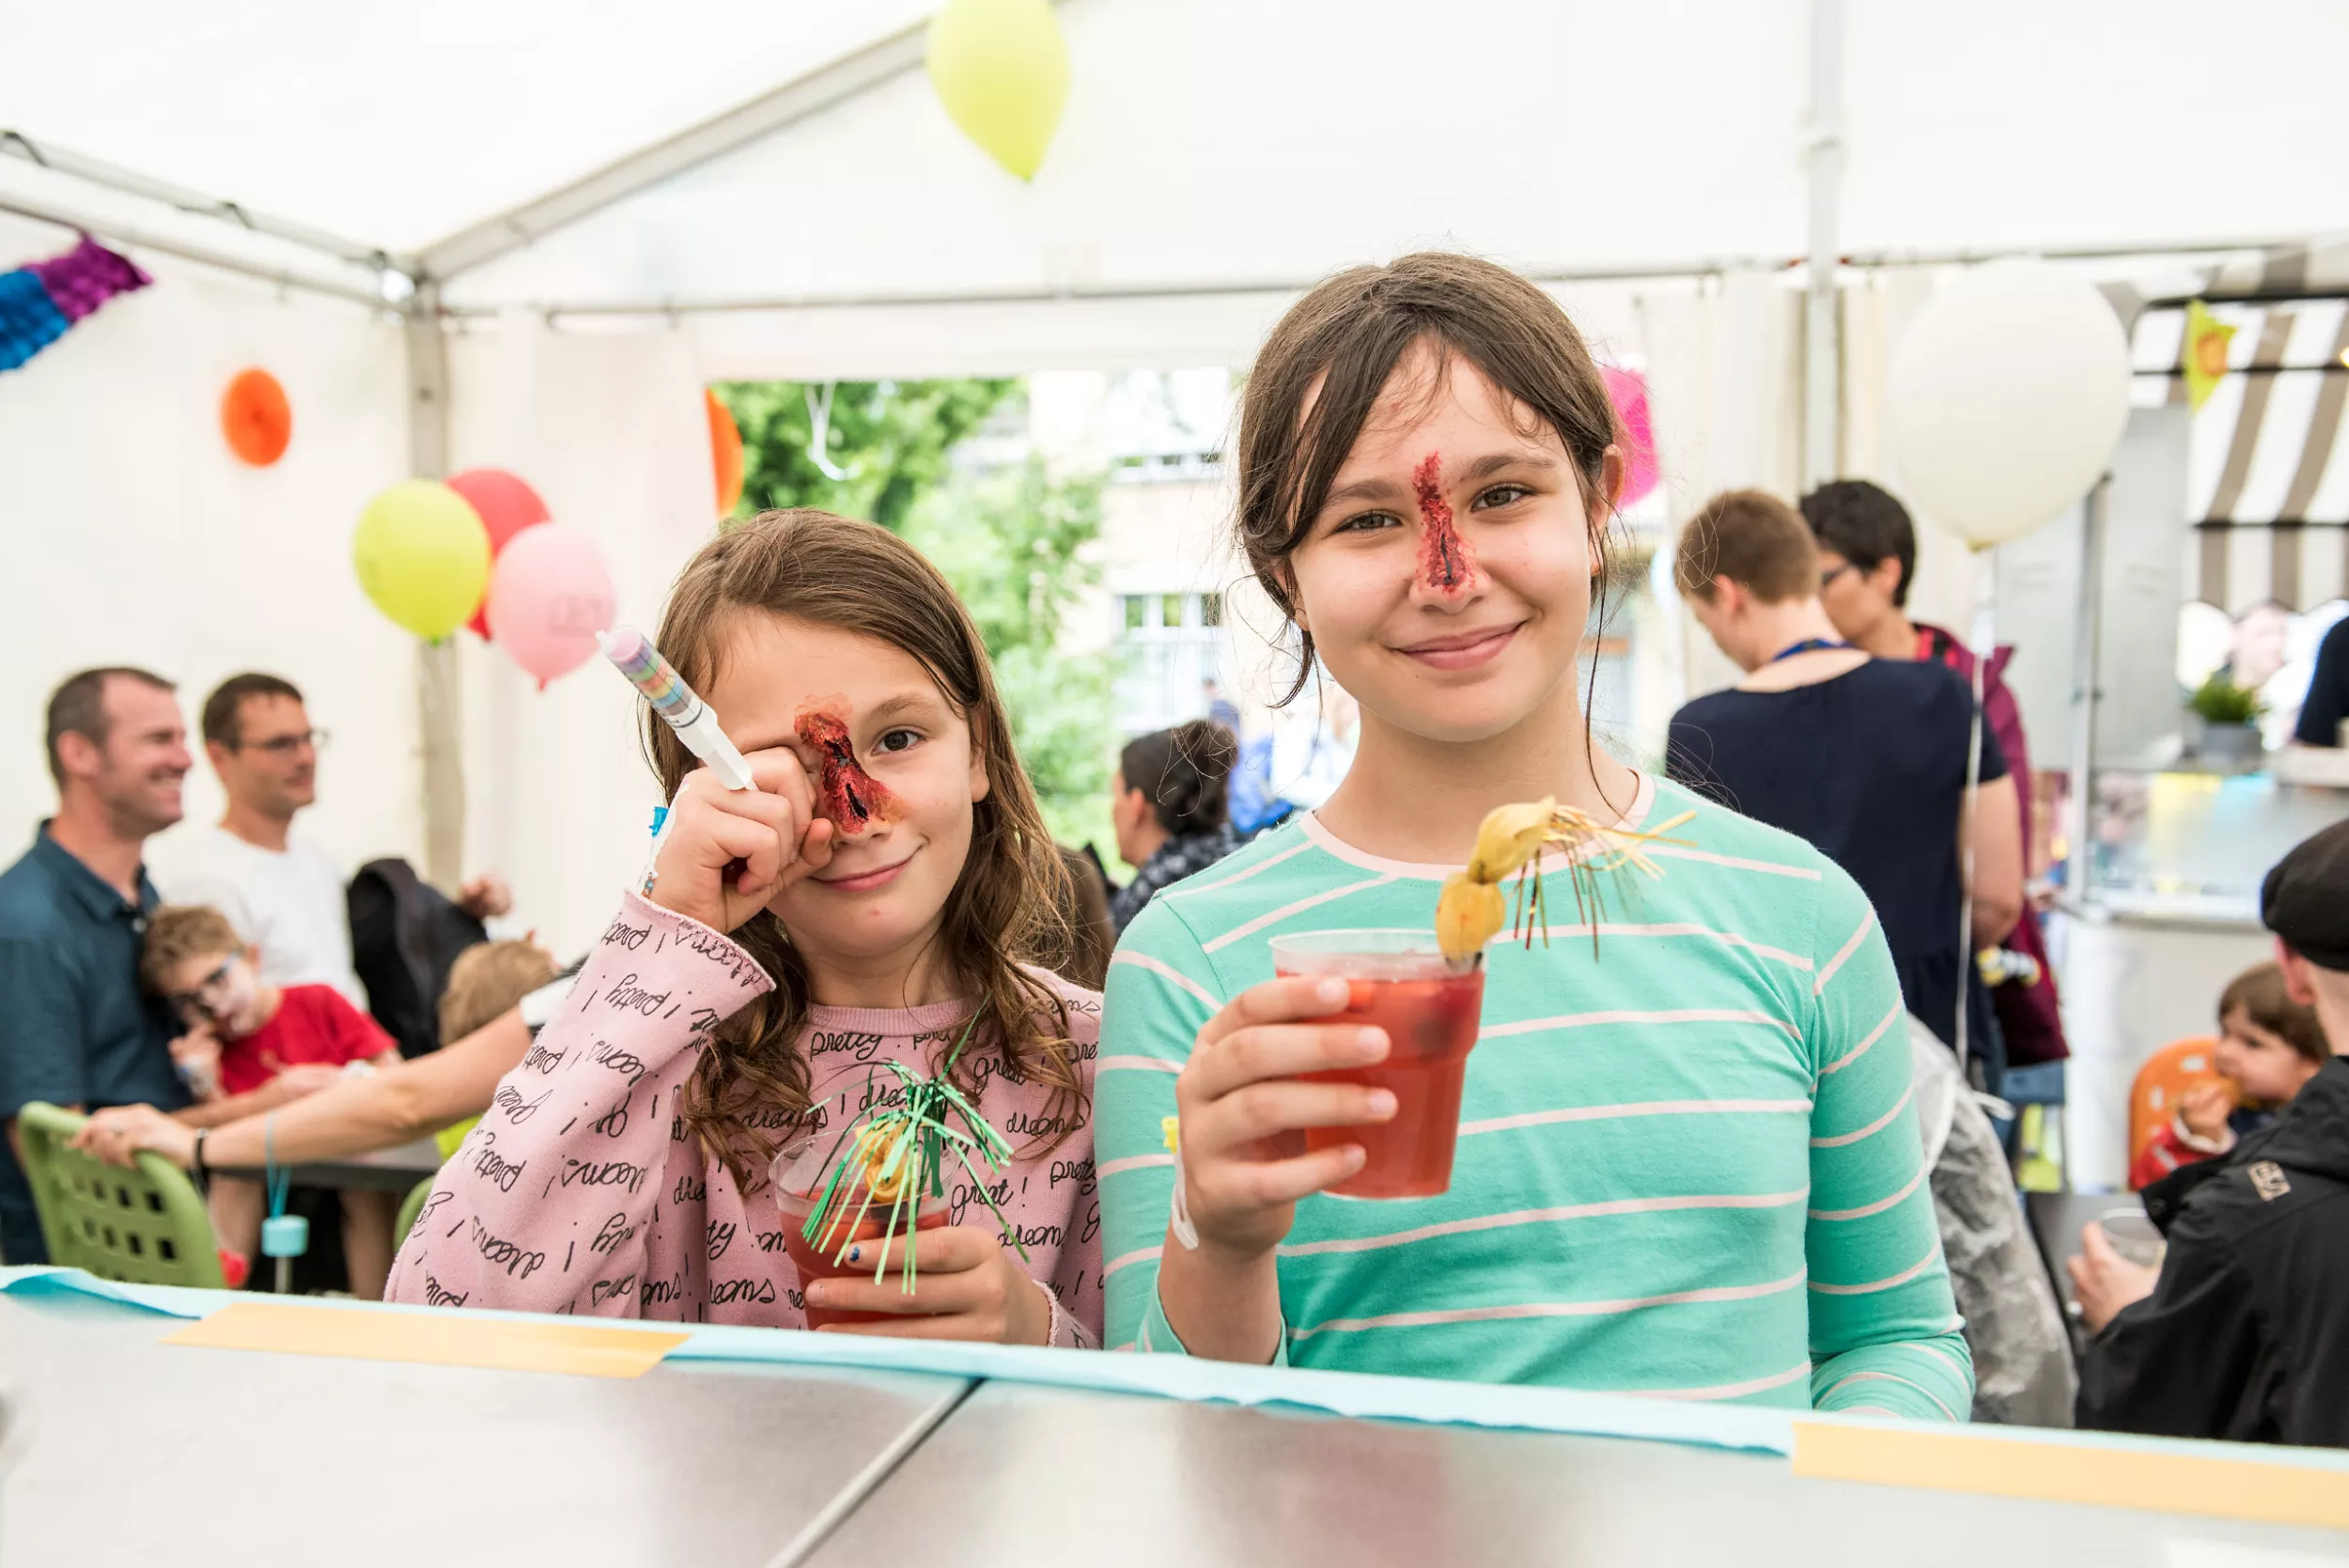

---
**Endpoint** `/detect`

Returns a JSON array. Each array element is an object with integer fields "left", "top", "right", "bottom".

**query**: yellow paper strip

[
  {"left": 1792, "top": 1421, "right": 2349, "bottom": 1532},
  {"left": 163, "top": 1300, "right": 691, "bottom": 1380}
]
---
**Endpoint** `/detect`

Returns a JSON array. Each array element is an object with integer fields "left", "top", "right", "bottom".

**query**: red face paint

[
  {"left": 1412, "top": 452, "right": 1481, "bottom": 594},
  {"left": 795, "top": 703, "right": 894, "bottom": 832}
]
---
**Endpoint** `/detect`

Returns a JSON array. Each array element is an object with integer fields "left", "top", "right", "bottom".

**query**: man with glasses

[
  {"left": 166, "top": 674, "right": 511, "bottom": 1008},
  {"left": 0, "top": 668, "right": 194, "bottom": 1263},
  {"left": 1802, "top": 480, "right": 2070, "bottom": 1073}
]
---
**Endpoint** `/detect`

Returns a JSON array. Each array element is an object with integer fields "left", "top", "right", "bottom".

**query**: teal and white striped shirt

[{"left": 1097, "top": 773, "right": 1973, "bottom": 1419}]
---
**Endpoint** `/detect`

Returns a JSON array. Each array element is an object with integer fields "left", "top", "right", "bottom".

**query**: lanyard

[{"left": 1769, "top": 637, "right": 1851, "bottom": 663}]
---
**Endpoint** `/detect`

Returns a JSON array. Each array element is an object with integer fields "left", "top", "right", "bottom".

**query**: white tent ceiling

[
  {"left": 8, "top": 0, "right": 2348, "bottom": 326},
  {"left": 0, "top": 0, "right": 936, "bottom": 251}
]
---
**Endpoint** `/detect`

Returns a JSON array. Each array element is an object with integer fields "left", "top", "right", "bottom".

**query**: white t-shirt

[{"left": 163, "top": 826, "right": 365, "bottom": 1006}]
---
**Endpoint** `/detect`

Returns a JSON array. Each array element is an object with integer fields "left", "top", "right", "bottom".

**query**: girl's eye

[
  {"left": 873, "top": 727, "right": 923, "bottom": 755},
  {"left": 1473, "top": 483, "right": 1532, "bottom": 509},
  {"left": 1333, "top": 510, "right": 1404, "bottom": 536}
]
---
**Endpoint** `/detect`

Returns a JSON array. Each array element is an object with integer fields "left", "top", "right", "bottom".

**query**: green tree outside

[
  {"left": 713, "top": 379, "right": 1121, "bottom": 860},
  {"left": 905, "top": 458, "right": 1117, "bottom": 854},
  {"left": 714, "top": 378, "right": 1019, "bottom": 532}
]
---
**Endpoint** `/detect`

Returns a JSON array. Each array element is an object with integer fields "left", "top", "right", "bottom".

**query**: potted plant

[{"left": 2187, "top": 671, "right": 2266, "bottom": 765}]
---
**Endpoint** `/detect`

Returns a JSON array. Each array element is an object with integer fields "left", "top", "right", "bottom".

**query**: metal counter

[
  {"left": 0, "top": 1291, "right": 970, "bottom": 1567},
  {"left": 804, "top": 1381, "right": 2349, "bottom": 1567}
]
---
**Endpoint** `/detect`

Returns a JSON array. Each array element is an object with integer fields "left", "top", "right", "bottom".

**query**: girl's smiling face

[
  {"left": 704, "top": 613, "right": 989, "bottom": 970},
  {"left": 1286, "top": 342, "right": 1622, "bottom": 745}
]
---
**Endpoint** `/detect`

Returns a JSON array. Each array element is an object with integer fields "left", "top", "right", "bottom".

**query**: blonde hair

[
  {"left": 647, "top": 508, "right": 1086, "bottom": 1189},
  {"left": 140, "top": 905, "right": 243, "bottom": 993},
  {"left": 440, "top": 940, "right": 562, "bottom": 1045}
]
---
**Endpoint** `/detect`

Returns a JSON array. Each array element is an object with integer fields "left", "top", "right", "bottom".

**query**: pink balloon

[
  {"left": 447, "top": 469, "right": 552, "bottom": 641},
  {"left": 1602, "top": 366, "right": 1659, "bottom": 508},
  {"left": 484, "top": 523, "right": 615, "bottom": 689}
]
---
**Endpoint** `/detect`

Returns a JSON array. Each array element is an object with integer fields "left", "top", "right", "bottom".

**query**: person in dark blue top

[
  {"left": 1666, "top": 490, "right": 2027, "bottom": 1084},
  {"left": 2295, "top": 615, "right": 2349, "bottom": 748},
  {"left": 0, "top": 668, "right": 195, "bottom": 1264}
]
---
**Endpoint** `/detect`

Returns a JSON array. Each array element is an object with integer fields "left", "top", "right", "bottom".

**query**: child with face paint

[
  {"left": 388, "top": 511, "right": 1102, "bottom": 1346},
  {"left": 1096, "top": 254, "right": 1973, "bottom": 1421},
  {"left": 139, "top": 904, "right": 403, "bottom": 1293}
]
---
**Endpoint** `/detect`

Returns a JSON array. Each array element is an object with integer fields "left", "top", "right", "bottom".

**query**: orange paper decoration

[
  {"left": 707, "top": 388, "right": 744, "bottom": 516},
  {"left": 222, "top": 368, "right": 291, "bottom": 466}
]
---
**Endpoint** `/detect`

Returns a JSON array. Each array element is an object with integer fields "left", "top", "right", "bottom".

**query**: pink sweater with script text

[{"left": 385, "top": 893, "right": 1104, "bottom": 1344}]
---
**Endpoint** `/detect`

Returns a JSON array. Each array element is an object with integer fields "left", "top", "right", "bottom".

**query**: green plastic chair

[
  {"left": 14, "top": 1103, "right": 226, "bottom": 1287},
  {"left": 394, "top": 1176, "right": 434, "bottom": 1246}
]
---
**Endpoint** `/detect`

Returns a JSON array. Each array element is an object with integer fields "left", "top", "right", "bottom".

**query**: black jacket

[{"left": 2077, "top": 1056, "right": 2349, "bottom": 1448}]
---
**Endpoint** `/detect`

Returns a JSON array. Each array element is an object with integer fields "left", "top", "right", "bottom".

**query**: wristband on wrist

[{"left": 190, "top": 1127, "right": 210, "bottom": 1184}]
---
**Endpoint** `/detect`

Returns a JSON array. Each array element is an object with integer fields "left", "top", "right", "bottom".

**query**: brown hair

[
  {"left": 1118, "top": 720, "right": 1237, "bottom": 837},
  {"left": 1674, "top": 489, "right": 1821, "bottom": 605},
  {"left": 140, "top": 905, "right": 243, "bottom": 993},
  {"left": 648, "top": 508, "right": 1085, "bottom": 1188},
  {"left": 46, "top": 666, "right": 175, "bottom": 788},
  {"left": 2218, "top": 961, "right": 2330, "bottom": 1067},
  {"left": 440, "top": 939, "right": 562, "bottom": 1045},
  {"left": 1234, "top": 252, "right": 1623, "bottom": 705},
  {"left": 202, "top": 673, "right": 303, "bottom": 749}
]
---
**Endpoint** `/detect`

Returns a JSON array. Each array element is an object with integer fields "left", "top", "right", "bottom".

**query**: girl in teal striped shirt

[{"left": 1096, "top": 253, "right": 1973, "bottom": 1419}]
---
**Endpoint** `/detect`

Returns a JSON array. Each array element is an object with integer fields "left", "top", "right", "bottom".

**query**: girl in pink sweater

[{"left": 387, "top": 511, "right": 1102, "bottom": 1345}]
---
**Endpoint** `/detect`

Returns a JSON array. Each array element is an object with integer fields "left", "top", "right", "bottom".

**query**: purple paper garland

[{"left": 1, "top": 235, "right": 152, "bottom": 374}]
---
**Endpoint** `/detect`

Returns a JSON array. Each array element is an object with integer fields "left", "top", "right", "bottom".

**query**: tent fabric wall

[
  {"left": 444, "top": 316, "right": 718, "bottom": 964},
  {"left": 1637, "top": 272, "right": 1805, "bottom": 706},
  {"left": 0, "top": 211, "right": 420, "bottom": 895}
]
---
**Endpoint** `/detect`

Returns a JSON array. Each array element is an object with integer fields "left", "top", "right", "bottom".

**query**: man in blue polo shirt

[{"left": 0, "top": 667, "right": 194, "bottom": 1264}]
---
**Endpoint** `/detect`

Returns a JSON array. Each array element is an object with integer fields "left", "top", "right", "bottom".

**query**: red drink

[
  {"left": 1272, "top": 930, "right": 1486, "bottom": 1200},
  {"left": 771, "top": 1134, "right": 951, "bottom": 1328}
]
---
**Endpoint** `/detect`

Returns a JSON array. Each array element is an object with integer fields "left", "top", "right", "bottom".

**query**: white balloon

[{"left": 1887, "top": 258, "right": 2133, "bottom": 550}]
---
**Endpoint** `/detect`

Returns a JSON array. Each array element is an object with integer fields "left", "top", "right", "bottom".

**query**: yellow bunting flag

[
  {"left": 163, "top": 1299, "right": 689, "bottom": 1378},
  {"left": 2182, "top": 300, "right": 2236, "bottom": 412}
]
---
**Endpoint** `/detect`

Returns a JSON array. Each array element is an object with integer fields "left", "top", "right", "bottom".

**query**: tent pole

[
  {"left": 403, "top": 281, "right": 466, "bottom": 893},
  {"left": 1802, "top": 0, "right": 1843, "bottom": 491},
  {"left": 471, "top": 236, "right": 2300, "bottom": 322},
  {"left": 1, "top": 130, "right": 399, "bottom": 271},
  {"left": 0, "top": 192, "right": 386, "bottom": 308},
  {"left": 2065, "top": 474, "right": 2109, "bottom": 911},
  {"left": 416, "top": 21, "right": 930, "bottom": 281}
]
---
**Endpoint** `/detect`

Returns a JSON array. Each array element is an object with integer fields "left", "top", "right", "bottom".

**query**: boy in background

[
  {"left": 2131, "top": 961, "right": 2329, "bottom": 1188},
  {"left": 1669, "top": 489, "right": 2025, "bottom": 1079},
  {"left": 142, "top": 906, "right": 401, "bottom": 1296}
]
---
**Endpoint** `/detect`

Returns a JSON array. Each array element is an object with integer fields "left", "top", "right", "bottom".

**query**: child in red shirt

[
  {"left": 2130, "top": 960, "right": 2329, "bottom": 1188},
  {"left": 142, "top": 906, "right": 403, "bottom": 1296}
]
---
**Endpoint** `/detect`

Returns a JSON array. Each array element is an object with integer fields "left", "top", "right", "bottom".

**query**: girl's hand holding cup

[
  {"left": 803, "top": 1227, "right": 1053, "bottom": 1344},
  {"left": 1172, "top": 975, "right": 1397, "bottom": 1259},
  {"left": 649, "top": 750, "right": 835, "bottom": 934}
]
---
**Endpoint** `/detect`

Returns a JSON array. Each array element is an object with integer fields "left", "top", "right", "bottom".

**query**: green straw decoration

[{"left": 794, "top": 1014, "right": 1030, "bottom": 1297}]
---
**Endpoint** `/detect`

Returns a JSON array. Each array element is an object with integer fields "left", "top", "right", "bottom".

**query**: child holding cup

[{"left": 1096, "top": 255, "right": 1970, "bottom": 1418}]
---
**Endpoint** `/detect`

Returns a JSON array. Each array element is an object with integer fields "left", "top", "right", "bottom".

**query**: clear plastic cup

[
  {"left": 2097, "top": 1206, "right": 2167, "bottom": 1270},
  {"left": 770, "top": 1129, "right": 949, "bottom": 1327},
  {"left": 1269, "top": 929, "right": 1486, "bottom": 1200}
]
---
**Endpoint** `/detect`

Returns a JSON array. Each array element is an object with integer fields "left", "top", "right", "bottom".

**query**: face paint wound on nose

[
  {"left": 795, "top": 704, "right": 894, "bottom": 832},
  {"left": 1412, "top": 453, "right": 1481, "bottom": 594}
]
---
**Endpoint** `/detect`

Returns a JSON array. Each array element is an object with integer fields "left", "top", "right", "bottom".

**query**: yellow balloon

[
  {"left": 926, "top": 0, "right": 1069, "bottom": 182},
  {"left": 353, "top": 479, "right": 491, "bottom": 642}
]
